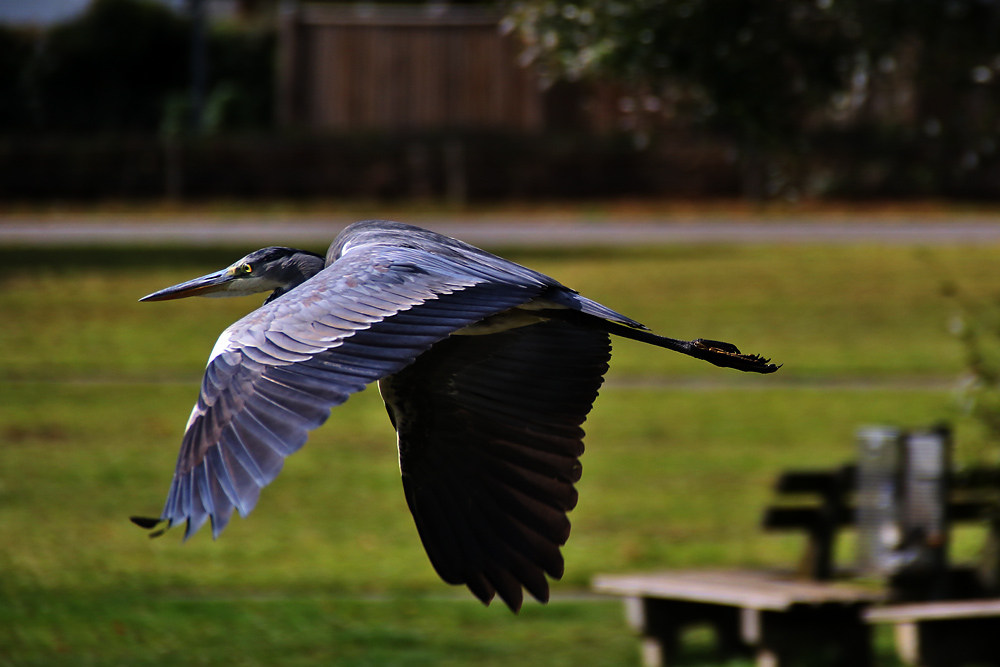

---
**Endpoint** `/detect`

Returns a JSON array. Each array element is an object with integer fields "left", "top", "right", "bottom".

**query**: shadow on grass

[
  {"left": 0, "top": 584, "right": 640, "bottom": 667},
  {"left": 0, "top": 582, "right": 910, "bottom": 667}
]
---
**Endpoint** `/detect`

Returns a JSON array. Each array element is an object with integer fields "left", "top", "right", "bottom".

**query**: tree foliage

[
  {"left": 508, "top": 0, "right": 1000, "bottom": 195},
  {"left": 34, "top": 0, "right": 190, "bottom": 133},
  {"left": 947, "top": 281, "right": 1000, "bottom": 457},
  {"left": 0, "top": 0, "right": 275, "bottom": 134},
  {"left": 510, "top": 1, "right": 846, "bottom": 144}
]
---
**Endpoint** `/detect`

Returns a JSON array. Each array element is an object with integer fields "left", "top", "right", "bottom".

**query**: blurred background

[
  {"left": 4, "top": 1, "right": 1000, "bottom": 666},
  {"left": 3, "top": 0, "right": 1000, "bottom": 201}
]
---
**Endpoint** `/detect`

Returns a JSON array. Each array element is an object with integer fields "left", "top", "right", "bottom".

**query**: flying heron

[{"left": 133, "top": 220, "right": 778, "bottom": 611}]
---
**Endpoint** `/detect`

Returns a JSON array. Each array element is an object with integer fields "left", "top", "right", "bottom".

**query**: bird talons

[
  {"left": 692, "top": 339, "right": 780, "bottom": 374},
  {"left": 694, "top": 339, "right": 742, "bottom": 355}
]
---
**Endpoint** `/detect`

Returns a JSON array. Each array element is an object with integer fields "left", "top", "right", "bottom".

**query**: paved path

[{"left": 3, "top": 216, "right": 1000, "bottom": 246}]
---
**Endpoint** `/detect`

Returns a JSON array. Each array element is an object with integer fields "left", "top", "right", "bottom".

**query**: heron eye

[{"left": 241, "top": 263, "right": 253, "bottom": 274}]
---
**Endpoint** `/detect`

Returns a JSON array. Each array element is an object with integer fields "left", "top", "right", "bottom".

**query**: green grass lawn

[{"left": 1, "top": 241, "right": 997, "bottom": 665}]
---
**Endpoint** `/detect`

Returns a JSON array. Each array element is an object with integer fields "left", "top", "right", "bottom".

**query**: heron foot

[{"left": 692, "top": 339, "right": 781, "bottom": 374}]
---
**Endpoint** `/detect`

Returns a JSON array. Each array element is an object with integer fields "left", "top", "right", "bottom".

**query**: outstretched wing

[
  {"left": 380, "top": 319, "right": 612, "bottom": 612},
  {"left": 153, "top": 245, "right": 560, "bottom": 540}
]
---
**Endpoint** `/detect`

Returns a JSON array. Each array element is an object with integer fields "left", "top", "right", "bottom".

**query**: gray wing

[
  {"left": 156, "top": 245, "right": 559, "bottom": 540},
  {"left": 381, "top": 319, "right": 612, "bottom": 612}
]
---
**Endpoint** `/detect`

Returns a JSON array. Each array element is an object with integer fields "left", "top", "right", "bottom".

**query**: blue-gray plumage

[{"left": 133, "top": 220, "right": 778, "bottom": 612}]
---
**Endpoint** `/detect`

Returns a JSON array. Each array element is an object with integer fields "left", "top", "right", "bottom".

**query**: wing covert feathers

[{"left": 156, "top": 249, "right": 547, "bottom": 541}]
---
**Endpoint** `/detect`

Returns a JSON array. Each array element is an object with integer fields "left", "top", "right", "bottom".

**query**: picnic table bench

[
  {"left": 593, "top": 569, "right": 884, "bottom": 667},
  {"left": 865, "top": 598, "right": 1000, "bottom": 667}
]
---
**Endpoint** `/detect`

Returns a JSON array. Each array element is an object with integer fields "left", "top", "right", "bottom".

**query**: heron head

[{"left": 140, "top": 247, "right": 325, "bottom": 304}]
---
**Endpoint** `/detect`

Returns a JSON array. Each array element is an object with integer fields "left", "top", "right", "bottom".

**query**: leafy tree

[
  {"left": 0, "top": 0, "right": 276, "bottom": 135},
  {"left": 507, "top": 0, "right": 1000, "bottom": 197},
  {"left": 0, "top": 25, "right": 36, "bottom": 129},
  {"left": 34, "top": 0, "right": 190, "bottom": 133}
]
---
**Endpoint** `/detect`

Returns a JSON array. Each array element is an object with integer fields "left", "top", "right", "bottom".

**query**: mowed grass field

[{"left": 2, "top": 238, "right": 1000, "bottom": 666}]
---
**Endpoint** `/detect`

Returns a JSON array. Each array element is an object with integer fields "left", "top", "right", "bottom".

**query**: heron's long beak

[{"left": 139, "top": 268, "right": 238, "bottom": 302}]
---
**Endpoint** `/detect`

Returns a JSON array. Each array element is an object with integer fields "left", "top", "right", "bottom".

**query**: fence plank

[{"left": 278, "top": 4, "right": 543, "bottom": 131}]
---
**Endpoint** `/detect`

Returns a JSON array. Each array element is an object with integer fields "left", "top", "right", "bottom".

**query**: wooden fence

[{"left": 277, "top": 4, "right": 543, "bottom": 131}]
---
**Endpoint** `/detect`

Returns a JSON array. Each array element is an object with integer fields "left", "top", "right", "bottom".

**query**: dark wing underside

[
  {"left": 382, "top": 319, "right": 612, "bottom": 612},
  {"left": 155, "top": 246, "right": 559, "bottom": 540}
]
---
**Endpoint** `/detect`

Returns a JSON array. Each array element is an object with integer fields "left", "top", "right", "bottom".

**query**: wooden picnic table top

[
  {"left": 592, "top": 569, "right": 886, "bottom": 612},
  {"left": 864, "top": 598, "right": 1000, "bottom": 623}
]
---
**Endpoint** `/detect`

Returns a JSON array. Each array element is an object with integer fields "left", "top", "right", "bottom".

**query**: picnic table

[
  {"left": 593, "top": 426, "right": 1000, "bottom": 667},
  {"left": 593, "top": 569, "right": 883, "bottom": 667}
]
